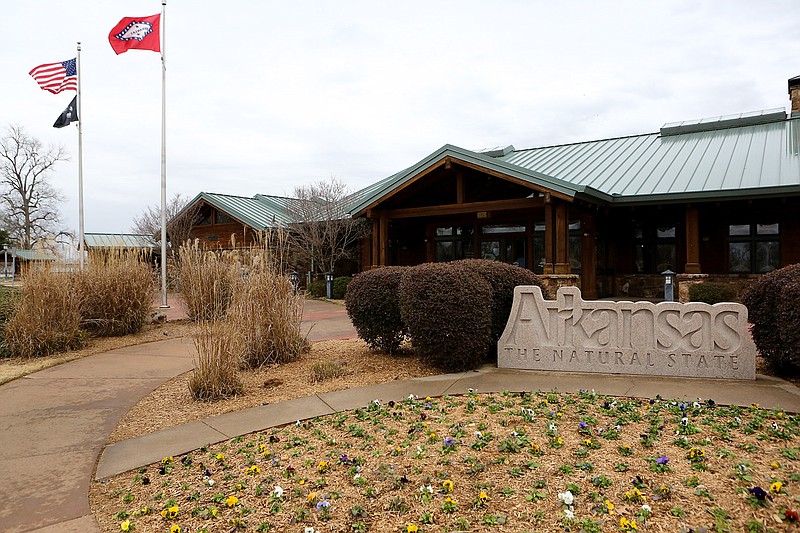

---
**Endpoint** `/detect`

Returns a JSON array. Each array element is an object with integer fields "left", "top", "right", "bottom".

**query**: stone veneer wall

[{"left": 538, "top": 274, "right": 580, "bottom": 299}]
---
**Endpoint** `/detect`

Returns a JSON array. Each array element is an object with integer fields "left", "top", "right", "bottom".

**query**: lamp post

[
  {"left": 289, "top": 271, "right": 299, "bottom": 294},
  {"left": 3, "top": 245, "right": 7, "bottom": 281},
  {"left": 325, "top": 271, "right": 334, "bottom": 300},
  {"left": 662, "top": 269, "right": 676, "bottom": 302}
]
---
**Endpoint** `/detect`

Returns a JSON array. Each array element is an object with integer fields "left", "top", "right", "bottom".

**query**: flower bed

[{"left": 92, "top": 390, "right": 799, "bottom": 532}]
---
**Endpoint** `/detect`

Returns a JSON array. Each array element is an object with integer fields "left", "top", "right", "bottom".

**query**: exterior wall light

[
  {"left": 325, "top": 272, "right": 335, "bottom": 299},
  {"left": 662, "top": 269, "right": 676, "bottom": 302}
]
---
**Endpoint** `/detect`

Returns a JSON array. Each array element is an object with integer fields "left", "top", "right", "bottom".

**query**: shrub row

[
  {"left": 688, "top": 282, "right": 737, "bottom": 304},
  {"left": 741, "top": 263, "right": 800, "bottom": 372},
  {"left": 345, "top": 260, "right": 543, "bottom": 371},
  {"left": 307, "top": 276, "right": 352, "bottom": 299}
]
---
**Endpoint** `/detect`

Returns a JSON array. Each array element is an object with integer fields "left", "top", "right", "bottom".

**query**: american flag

[{"left": 29, "top": 58, "right": 77, "bottom": 94}]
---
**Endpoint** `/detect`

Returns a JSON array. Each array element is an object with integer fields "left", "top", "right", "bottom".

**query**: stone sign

[{"left": 497, "top": 286, "right": 756, "bottom": 380}]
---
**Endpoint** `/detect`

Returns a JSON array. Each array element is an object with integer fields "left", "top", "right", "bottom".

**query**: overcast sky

[{"left": 3, "top": 1, "right": 799, "bottom": 238}]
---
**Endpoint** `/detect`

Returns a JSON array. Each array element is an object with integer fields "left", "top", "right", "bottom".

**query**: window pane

[
  {"left": 569, "top": 235, "right": 582, "bottom": 271},
  {"left": 728, "top": 242, "right": 751, "bottom": 273},
  {"left": 633, "top": 228, "right": 643, "bottom": 239},
  {"left": 569, "top": 220, "right": 581, "bottom": 231},
  {"left": 756, "top": 223, "right": 779, "bottom": 235},
  {"left": 216, "top": 211, "right": 234, "bottom": 224},
  {"left": 453, "top": 240, "right": 475, "bottom": 260},
  {"left": 532, "top": 236, "right": 545, "bottom": 273},
  {"left": 455, "top": 225, "right": 474, "bottom": 237},
  {"left": 481, "top": 224, "right": 526, "bottom": 234},
  {"left": 506, "top": 238, "right": 527, "bottom": 267},
  {"left": 656, "top": 244, "right": 675, "bottom": 272},
  {"left": 197, "top": 212, "right": 212, "bottom": 225},
  {"left": 480, "top": 241, "right": 500, "bottom": 260},
  {"left": 533, "top": 222, "right": 546, "bottom": 233},
  {"left": 657, "top": 226, "right": 676, "bottom": 238},
  {"left": 634, "top": 243, "right": 645, "bottom": 273},
  {"left": 436, "top": 241, "right": 454, "bottom": 262},
  {"left": 755, "top": 241, "right": 780, "bottom": 273},
  {"left": 436, "top": 227, "right": 453, "bottom": 236},
  {"left": 728, "top": 224, "right": 750, "bottom": 236}
]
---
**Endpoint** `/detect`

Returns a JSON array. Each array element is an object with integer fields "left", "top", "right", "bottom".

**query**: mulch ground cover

[{"left": 91, "top": 389, "right": 799, "bottom": 532}]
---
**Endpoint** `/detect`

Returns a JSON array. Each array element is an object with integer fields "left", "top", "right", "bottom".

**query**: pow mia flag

[{"left": 53, "top": 96, "right": 78, "bottom": 128}]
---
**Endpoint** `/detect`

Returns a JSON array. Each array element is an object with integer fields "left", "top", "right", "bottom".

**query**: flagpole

[
  {"left": 76, "top": 42, "right": 85, "bottom": 271},
  {"left": 159, "top": 0, "right": 169, "bottom": 308}
]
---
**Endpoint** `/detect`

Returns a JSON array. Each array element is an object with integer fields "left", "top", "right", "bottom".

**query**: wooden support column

[
  {"left": 554, "top": 202, "right": 571, "bottom": 274},
  {"left": 456, "top": 170, "right": 464, "bottom": 204},
  {"left": 543, "top": 200, "right": 554, "bottom": 273},
  {"left": 379, "top": 212, "right": 389, "bottom": 266},
  {"left": 371, "top": 216, "right": 379, "bottom": 267},
  {"left": 684, "top": 206, "right": 701, "bottom": 274}
]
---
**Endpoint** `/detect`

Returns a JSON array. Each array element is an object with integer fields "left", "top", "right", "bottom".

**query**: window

[
  {"left": 216, "top": 211, "right": 234, "bottom": 224},
  {"left": 633, "top": 223, "right": 676, "bottom": 274},
  {"left": 728, "top": 223, "right": 780, "bottom": 273},
  {"left": 434, "top": 226, "right": 474, "bottom": 262},
  {"left": 196, "top": 211, "right": 212, "bottom": 225},
  {"left": 532, "top": 222, "right": 546, "bottom": 274},
  {"left": 569, "top": 220, "right": 582, "bottom": 273}
]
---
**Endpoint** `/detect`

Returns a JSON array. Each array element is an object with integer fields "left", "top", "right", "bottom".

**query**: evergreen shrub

[
  {"left": 454, "top": 259, "right": 544, "bottom": 350},
  {"left": 345, "top": 266, "right": 408, "bottom": 354},
  {"left": 688, "top": 282, "right": 737, "bottom": 304},
  {"left": 307, "top": 279, "right": 326, "bottom": 298},
  {"left": 399, "top": 262, "right": 493, "bottom": 371},
  {"left": 333, "top": 276, "right": 352, "bottom": 299},
  {"left": 741, "top": 263, "right": 800, "bottom": 372}
]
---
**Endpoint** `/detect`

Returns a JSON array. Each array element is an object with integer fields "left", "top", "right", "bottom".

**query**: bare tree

[
  {"left": 286, "top": 177, "right": 369, "bottom": 275},
  {"left": 0, "top": 125, "right": 70, "bottom": 249},
  {"left": 131, "top": 192, "right": 200, "bottom": 247}
]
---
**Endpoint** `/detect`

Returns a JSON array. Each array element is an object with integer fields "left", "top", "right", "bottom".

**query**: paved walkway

[{"left": 1, "top": 299, "right": 799, "bottom": 532}]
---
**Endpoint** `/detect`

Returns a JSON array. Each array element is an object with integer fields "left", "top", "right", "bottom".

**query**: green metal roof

[
  {"left": 502, "top": 113, "right": 800, "bottom": 204},
  {"left": 350, "top": 111, "right": 800, "bottom": 213},
  {"left": 180, "top": 192, "right": 300, "bottom": 230},
  {"left": 12, "top": 249, "right": 59, "bottom": 261},
  {"left": 84, "top": 233, "right": 157, "bottom": 249}
]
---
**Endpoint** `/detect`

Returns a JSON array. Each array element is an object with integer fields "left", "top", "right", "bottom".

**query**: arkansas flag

[{"left": 108, "top": 14, "right": 161, "bottom": 55}]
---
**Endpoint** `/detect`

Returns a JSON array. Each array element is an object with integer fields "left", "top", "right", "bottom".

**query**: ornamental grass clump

[
  {"left": 345, "top": 266, "right": 408, "bottom": 354},
  {"left": 188, "top": 318, "right": 242, "bottom": 401},
  {"left": 176, "top": 239, "right": 239, "bottom": 321},
  {"left": 77, "top": 250, "right": 155, "bottom": 336},
  {"left": 228, "top": 231, "right": 307, "bottom": 369},
  {"left": 4, "top": 264, "right": 85, "bottom": 358},
  {"left": 399, "top": 262, "right": 492, "bottom": 371}
]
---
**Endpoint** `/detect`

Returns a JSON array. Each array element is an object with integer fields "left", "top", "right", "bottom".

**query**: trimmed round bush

[
  {"left": 688, "top": 282, "right": 737, "bottom": 304},
  {"left": 345, "top": 267, "right": 408, "bottom": 354},
  {"left": 741, "top": 263, "right": 800, "bottom": 372},
  {"left": 453, "top": 259, "right": 544, "bottom": 350},
  {"left": 399, "top": 262, "right": 493, "bottom": 371},
  {"left": 332, "top": 276, "right": 352, "bottom": 299}
]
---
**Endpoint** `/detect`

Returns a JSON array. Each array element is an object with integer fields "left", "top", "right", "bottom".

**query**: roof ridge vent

[
  {"left": 660, "top": 108, "right": 786, "bottom": 136},
  {"left": 477, "top": 145, "right": 515, "bottom": 157}
]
